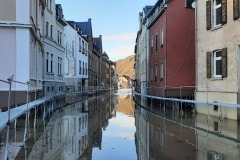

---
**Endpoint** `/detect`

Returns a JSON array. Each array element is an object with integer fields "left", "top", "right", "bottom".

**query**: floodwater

[{"left": 0, "top": 91, "right": 240, "bottom": 160}]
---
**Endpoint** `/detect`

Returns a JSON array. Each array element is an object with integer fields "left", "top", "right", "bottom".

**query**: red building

[{"left": 148, "top": 0, "right": 195, "bottom": 98}]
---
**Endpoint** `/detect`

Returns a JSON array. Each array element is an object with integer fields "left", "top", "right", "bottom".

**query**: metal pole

[
  {"left": 27, "top": 82, "right": 29, "bottom": 111},
  {"left": 5, "top": 76, "right": 13, "bottom": 160}
]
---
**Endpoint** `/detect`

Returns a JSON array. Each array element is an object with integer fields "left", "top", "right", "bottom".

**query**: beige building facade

[{"left": 196, "top": 0, "right": 240, "bottom": 119}]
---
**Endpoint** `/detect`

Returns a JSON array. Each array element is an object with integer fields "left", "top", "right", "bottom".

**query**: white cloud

[{"left": 107, "top": 44, "right": 135, "bottom": 61}]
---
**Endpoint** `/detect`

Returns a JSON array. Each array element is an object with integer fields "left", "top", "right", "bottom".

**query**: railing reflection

[{"left": 134, "top": 96, "right": 240, "bottom": 160}]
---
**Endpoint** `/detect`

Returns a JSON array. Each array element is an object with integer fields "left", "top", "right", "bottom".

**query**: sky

[{"left": 55, "top": 0, "right": 157, "bottom": 61}]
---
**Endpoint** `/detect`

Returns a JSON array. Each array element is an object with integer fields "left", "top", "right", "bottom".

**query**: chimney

[{"left": 88, "top": 18, "right": 91, "bottom": 22}]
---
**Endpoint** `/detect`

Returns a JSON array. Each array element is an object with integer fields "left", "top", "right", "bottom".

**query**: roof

[
  {"left": 76, "top": 19, "right": 93, "bottom": 36},
  {"left": 147, "top": 0, "right": 166, "bottom": 18},
  {"left": 143, "top": 5, "right": 153, "bottom": 16},
  {"left": 102, "top": 51, "right": 109, "bottom": 60},
  {"left": 93, "top": 35, "right": 102, "bottom": 50}
]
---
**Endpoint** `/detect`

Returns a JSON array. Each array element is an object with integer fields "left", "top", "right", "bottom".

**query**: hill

[{"left": 116, "top": 55, "right": 135, "bottom": 79}]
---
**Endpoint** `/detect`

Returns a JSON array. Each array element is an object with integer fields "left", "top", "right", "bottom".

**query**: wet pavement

[{"left": 1, "top": 91, "right": 240, "bottom": 160}]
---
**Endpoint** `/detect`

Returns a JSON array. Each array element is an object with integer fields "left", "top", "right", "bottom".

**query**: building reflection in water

[
  {"left": 135, "top": 102, "right": 240, "bottom": 160},
  {"left": 25, "top": 101, "right": 89, "bottom": 160},
  {"left": 0, "top": 93, "right": 117, "bottom": 160}
]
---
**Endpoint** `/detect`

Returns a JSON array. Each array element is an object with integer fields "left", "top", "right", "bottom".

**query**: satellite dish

[{"left": 192, "top": 2, "right": 196, "bottom": 9}]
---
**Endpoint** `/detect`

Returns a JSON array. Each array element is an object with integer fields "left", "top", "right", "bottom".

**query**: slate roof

[
  {"left": 102, "top": 51, "right": 109, "bottom": 60},
  {"left": 144, "top": 5, "right": 153, "bottom": 16},
  {"left": 93, "top": 36, "right": 102, "bottom": 50},
  {"left": 76, "top": 19, "right": 93, "bottom": 37}
]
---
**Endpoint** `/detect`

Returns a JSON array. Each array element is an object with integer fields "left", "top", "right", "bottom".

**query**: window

[
  {"left": 85, "top": 43, "right": 88, "bottom": 55},
  {"left": 47, "top": 0, "right": 52, "bottom": 11},
  {"left": 155, "top": 63, "right": 158, "bottom": 81},
  {"left": 185, "top": 0, "right": 194, "bottom": 8},
  {"left": 58, "top": 57, "right": 62, "bottom": 75},
  {"left": 60, "top": 58, "right": 62, "bottom": 74},
  {"left": 213, "top": 0, "right": 221, "bottom": 26},
  {"left": 82, "top": 40, "right": 85, "bottom": 53},
  {"left": 57, "top": 31, "right": 62, "bottom": 45},
  {"left": 82, "top": 62, "right": 85, "bottom": 75},
  {"left": 57, "top": 31, "right": 59, "bottom": 44},
  {"left": 151, "top": 36, "right": 153, "bottom": 53},
  {"left": 79, "top": 38, "right": 81, "bottom": 52},
  {"left": 161, "top": 28, "right": 164, "bottom": 47},
  {"left": 85, "top": 63, "right": 87, "bottom": 75},
  {"left": 206, "top": 48, "right": 227, "bottom": 78},
  {"left": 206, "top": 0, "right": 227, "bottom": 30},
  {"left": 233, "top": 0, "right": 240, "bottom": 20},
  {"left": 50, "top": 25, "right": 53, "bottom": 39},
  {"left": 58, "top": 57, "right": 60, "bottom": 74},
  {"left": 155, "top": 33, "right": 158, "bottom": 51},
  {"left": 214, "top": 121, "right": 218, "bottom": 131},
  {"left": 46, "top": 52, "right": 49, "bottom": 72},
  {"left": 50, "top": 54, "right": 53, "bottom": 73},
  {"left": 214, "top": 50, "right": 222, "bottom": 78},
  {"left": 60, "top": 32, "right": 62, "bottom": 45},
  {"left": 46, "top": 22, "right": 49, "bottom": 37},
  {"left": 79, "top": 60, "right": 81, "bottom": 74},
  {"left": 79, "top": 118, "right": 81, "bottom": 132},
  {"left": 160, "top": 62, "right": 164, "bottom": 81},
  {"left": 151, "top": 65, "right": 154, "bottom": 81}
]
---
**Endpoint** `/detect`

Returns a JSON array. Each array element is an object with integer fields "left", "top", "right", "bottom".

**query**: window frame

[
  {"left": 213, "top": 50, "right": 222, "bottom": 78},
  {"left": 213, "top": 0, "right": 222, "bottom": 27},
  {"left": 161, "top": 28, "right": 164, "bottom": 47}
]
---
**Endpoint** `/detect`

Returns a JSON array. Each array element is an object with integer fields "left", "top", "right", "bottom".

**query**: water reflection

[
  {"left": 92, "top": 95, "right": 137, "bottom": 160},
  {"left": 135, "top": 100, "right": 240, "bottom": 160}
]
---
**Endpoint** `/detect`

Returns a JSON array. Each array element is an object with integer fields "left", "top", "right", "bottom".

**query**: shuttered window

[
  {"left": 206, "top": 0, "right": 227, "bottom": 30},
  {"left": 206, "top": 48, "right": 227, "bottom": 78},
  {"left": 214, "top": 50, "right": 222, "bottom": 78},
  {"left": 233, "top": 0, "right": 240, "bottom": 20}
]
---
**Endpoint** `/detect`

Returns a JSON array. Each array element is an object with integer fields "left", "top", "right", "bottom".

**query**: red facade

[{"left": 148, "top": 0, "right": 195, "bottom": 97}]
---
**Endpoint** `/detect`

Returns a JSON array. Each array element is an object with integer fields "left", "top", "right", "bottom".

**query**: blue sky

[{"left": 56, "top": 0, "right": 157, "bottom": 61}]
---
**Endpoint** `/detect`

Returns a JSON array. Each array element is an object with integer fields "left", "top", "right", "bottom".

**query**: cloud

[
  {"left": 107, "top": 44, "right": 135, "bottom": 61},
  {"left": 103, "top": 33, "right": 136, "bottom": 42},
  {"left": 102, "top": 33, "right": 136, "bottom": 61}
]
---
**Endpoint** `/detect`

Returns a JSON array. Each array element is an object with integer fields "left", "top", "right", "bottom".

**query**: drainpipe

[
  {"left": 164, "top": 3, "right": 167, "bottom": 98},
  {"left": 195, "top": 0, "right": 198, "bottom": 96}
]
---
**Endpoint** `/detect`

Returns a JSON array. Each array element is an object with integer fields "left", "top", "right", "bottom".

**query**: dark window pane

[
  {"left": 216, "top": 0, "right": 221, "bottom": 5},
  {"left": 216, "top": 8, "right": 221, "bottom": 25},
  {"left": 216, "top": 51, "right": 221, "bottom": 57},
  {"left": 216, "top": 60, "right": 222, "bottom": 75}
]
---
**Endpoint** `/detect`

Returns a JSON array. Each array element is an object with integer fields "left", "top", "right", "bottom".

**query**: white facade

[
  {"left": 139, "top": 8, "right": 150, "bottom": 96},
  {"left": 64, "top": 23, "right": 88, "bottom": 93},
  {"left": 195, "top": 0, "right": 240, "bottom": 119},
  {"left": 43, "top": 1, "right": 66, "bottom": 97},
  {"left": 0, "top": 0, "right": 45, "bottom": 106},
  {"left": 136, "top": 6, "right": 152, "bottom": 96}
]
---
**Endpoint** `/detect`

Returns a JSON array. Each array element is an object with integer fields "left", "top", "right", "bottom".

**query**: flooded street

[{"left": 1, "top": 92, "right": 240, "bottom": 160}]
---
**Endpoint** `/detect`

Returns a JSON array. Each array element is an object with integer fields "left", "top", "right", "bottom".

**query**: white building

[
  {"left": 195, "top": 0, "right": 240, "bottom": 120},
  {"left": 137, "top": 6, "right": 153, "bottom": 96},
  {"left": 43, "top": 1, "right": 67, "bottom": 97},
  {"left": 64, "top": 21, "right": 88, "bottom": 93},
  {"left": 0, "top": 0, "right": 46, "bottom": 108}
]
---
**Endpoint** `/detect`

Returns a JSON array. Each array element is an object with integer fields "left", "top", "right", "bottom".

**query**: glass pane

[
  {"left": 216, "top": 8, "right": 222, "bottom": 25},
  {"left": 216, "top": 60, "right": 222, "bottom": 75},
  {"left": 216, "top": 0, "right": 221, "bottom": 5},
  {"left": 216, "top": 51, "right": 221, "bottom": 57}
]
